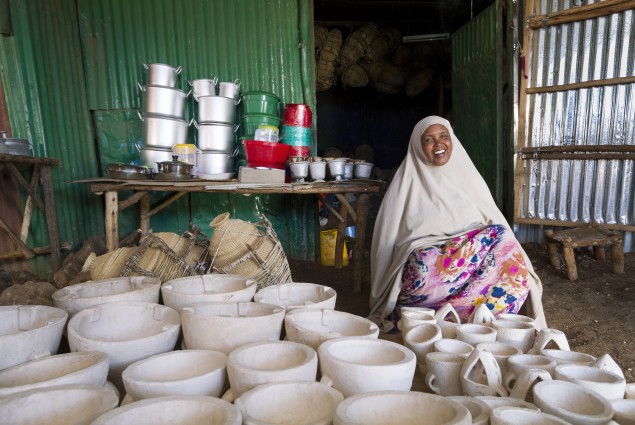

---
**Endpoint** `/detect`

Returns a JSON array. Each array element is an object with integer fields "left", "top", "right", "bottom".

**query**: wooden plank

[
  {"left": 0, "top": 216, "right": 35, "bottom": 258},
  {"left": 40, "top": 165, "right": 61, "bottom": 271},
  {"left": 4, "top": 162, "right": 45, "bottom": 211},
  {"left": 335, "top": 193, "right": 357, "bottom": 223},
  {"left": 0, "top": 242, "right": 72, "bottom": 260},
  {"left": 527, "top": 0, "right": 635, "bottom": 29},
  {"left": 105, "top": 191, "right": 119, "bottom": 251},
  {"left": 519, "top": 153, "right": 635, "bottom": 160},
  {"left": 516, "top": 217, "right": 635, "bottom": 232},
  {"left": 0, "top": 153, "right": 59, "bottom": 165},
  {"left": 352, "top": 193, "right": 369, "bottom": 293},
  {"left": 520, "top": 145, "right": 635, "bottom": 153},
  {"left": 140, "top": 193, "right": 151, "bottom": 234},
  {"left": 118, "top": 190, "right": 148, "bottom": 211},
  {"left": 334, "top": 200, "right": 348, "bottom": 270},
  {"left": 315, "top": 194, "right": 344, "bottom": 223},
  {"left": 526, "top": 76, "right": 635, "bottom": 94},
  {"left": 140, "top": 192, "right": 187, "bottom": 220}
]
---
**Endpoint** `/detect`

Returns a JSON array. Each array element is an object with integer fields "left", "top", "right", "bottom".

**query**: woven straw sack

[
  {"left": 208, "top": 213, "right": 291, "bottom": 289},
  {"left": 315, "top": 25, "right": 329, "bottom": 50},
  {"left": 319, "top": 29, "right": 342, "bottom": 63},
  {"left": 406, "top": 66, "right": 436, "bottom": 97},
  {"left": 353, "top": 23, "right": 379, "bottom": 48},
  {"left": 340, "top": 33, "right": 365, "bottom": 67},
  {"left": 317, "top": 29, "right": 342, "bottom": 92},
  {"left": 410, "top": 44, "right": 435, "bottom": 70},
  {"left": 391, "top": 44, "right": 411, "bottom": 67},
  {"left": 137, "top": 232, "right": 204, "bottom": 272},
  {"left": 341, "top": 64, "right": 369, "bottom": 88},
  {"left": 83, "top": 247, "right": 136, "bottom": 280},
  {"left": 362, "top": 60, "right": 407, "bottom": 87},
  {"left": 380, "top": 28, "right": 402, "bottom": 51},
  {"left": 371, "top": 80, "right": 401, "bottom": 95}
]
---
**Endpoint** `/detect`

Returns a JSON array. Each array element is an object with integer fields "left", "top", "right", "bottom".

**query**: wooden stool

[{"left": 544, "top": 226, "right": 624, "bottom": 281}]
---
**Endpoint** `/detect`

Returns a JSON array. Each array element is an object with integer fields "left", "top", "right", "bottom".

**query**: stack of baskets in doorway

[
  {"left": 137, "top": 63, "right": 192, "bottom": 171},
  {"left": 208, "top": 212, "right": 292, "bottom": 290}
]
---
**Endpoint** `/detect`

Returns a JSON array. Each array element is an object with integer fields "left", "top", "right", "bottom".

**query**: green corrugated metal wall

[
  {"left": 0, "top": 0, "right": 317, "bottom": 277},
  {"left": 0, "top": 0, "right": 103, "bottom": 277},
  {"left": 451, "top": 1, "right": 504, "bottom": 208}
]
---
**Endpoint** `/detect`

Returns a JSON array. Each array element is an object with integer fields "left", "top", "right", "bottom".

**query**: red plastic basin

[{"left": 243, "top": 140, "right": 292, "bottom": 168}]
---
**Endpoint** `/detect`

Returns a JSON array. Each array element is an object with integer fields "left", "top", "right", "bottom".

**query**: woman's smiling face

[{"left": 421, "top": 124, "right": 453, "bottom": 166}]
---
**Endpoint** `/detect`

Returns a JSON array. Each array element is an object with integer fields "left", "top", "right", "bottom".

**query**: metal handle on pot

[
  {"left": 233, "top": 124, "right": 240, "bottom": 133},
  {"left": 193, "top": 92, "right": 200, "bottom": 102},
  {"left": 136, "top": 110, "right": 145, "bottom": 122},
  {"left": 174, "top": 65, "right": 182, "bottom": 75},
  {"left": 234, "top": 97, "right": 242, "bottom": 106},
  {"left": 230, "top": 147, "right": 240, "bottom": 158},
  {"left": 210, "top": 76, "right": 219, "bottom": 86},
  {"left": 143, "top": 63, "right": 149, "bottom": 70},
  {"left": 190, "top": 118, "right": 198, "bottom": 130},
  {"left": 137, "top": 81, "right": 146, "bottom": 92},
  {"left": 233, "top": 78, "right": 241, "bottom": 88},
  {"left": 184, "top": 89, "right": 192, "bottom": 98}
]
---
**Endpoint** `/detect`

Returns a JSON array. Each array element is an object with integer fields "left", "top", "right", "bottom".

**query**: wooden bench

[{"left": 544, "top": 226, "right": 624, "bottom": 281}]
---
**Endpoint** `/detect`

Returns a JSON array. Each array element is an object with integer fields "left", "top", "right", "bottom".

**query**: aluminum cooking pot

[
  {"left": 143, "top": 63, "right": 182, "bottom": 87},
  {"left": 218, "top": 79, "right": 241, "bottom": 100},
  {"left": 138, "top": 82, "right": 190, "bottom": 118},
  {"left": 140, "top": 146, "right": 174, "bottom": 172},
  {"left": 197, "top": 149, "right": 237, "bottom": 175},
  {"left": 194, "top": 121, "right": 239, "bottom": 151},
  {"left": 137, "top": 111, "right": 192, "bottom": 148},
  {"left": 156, "top": 155, "right": 194, "bottom": 177},
  {"left": 189, "top": 77, "right": 218, "bottom": 98},
  {"left": 195, "top": 95, "right": 240, "bottom": 124}
]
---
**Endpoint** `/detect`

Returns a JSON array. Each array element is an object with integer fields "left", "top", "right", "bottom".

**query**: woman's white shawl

[{"left": 369, "top": 116, "right": 546, "bottom": 329}]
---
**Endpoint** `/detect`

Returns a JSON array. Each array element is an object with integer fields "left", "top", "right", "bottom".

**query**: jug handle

[{"left": 319, "top": 375, "right": 333, "bottom": 387}]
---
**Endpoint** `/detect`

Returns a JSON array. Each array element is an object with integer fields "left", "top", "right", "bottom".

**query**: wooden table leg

[
  {"left": 334, "top": 195, "right": 349, "bottom": 269},
  {"left": 104, "top": 190, "right": 119, "bottom": 252},
  {"left": 40, "top": 165, "right": 61, "bottom": 271},
  {"left": 544, "top": 230, "right": 561, "bottom": 268},
  {"left": 562, "top": 244, "right": 578, "bottom": 281},
  {"left": 140, "top": 193, "right": 151, "bottom": 234},
  {"left": 612, "top": 238, "right": 625, "bottom": 274},
  {"left": 352, "top": 193, "right": 369, "bottom": 293}
]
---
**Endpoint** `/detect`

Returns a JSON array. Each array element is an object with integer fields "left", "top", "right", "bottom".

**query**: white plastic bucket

[
  {"left": 318, "top": 337, "right": 417, "bottom": 397},
  {"left": 226, "top": 340, "right": 317, "bottom": 399},
  {"left": 91, "top": 395, "right": 242, "bottom": 425},
  {"left": 0, "top": 384, "right": 119, "bottom": 425},
  {"left": 181, "top": 301, "right": 284, "bottom": 354},
  {"left": 254, "top": 282, "right": 337, "bottom": 311},
  {"left": 67, "top": 301, "right": 180, "bottom": 391},
  {"left": 161, "top": 274, "right": 257, "bottom": 311},
  {"left": 235, "top": 380, "right": 343, "bottom": 425},
  {"left": 284, "top": 308, "right": 379, "bottom": 350},
  {"left": 334, "top": 391, "right": 471, "bottom": 425},
  {"left": 0, "top": 305, "right": 68, "bottom": 370},
  {"left": 0, "top": 351, "right": 109, "bottom": 397},
  {"left": 52, "top": 276, "right": 161, "bottom": 318},
  {"left": 122, "top": 349, "right": 227, "bottom": 401}
]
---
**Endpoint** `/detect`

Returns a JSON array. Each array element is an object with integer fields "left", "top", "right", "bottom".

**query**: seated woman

[{"left": 369, "top": 116, "right": 546, "bottom": 331}]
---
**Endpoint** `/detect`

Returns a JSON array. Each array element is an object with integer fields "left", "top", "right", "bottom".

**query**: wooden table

[
  {"left": 87, "top": 178, "right": 384, "bottom": 292},
  {"left": 0, "top": 153, "right": 62, "bottom": 271}
]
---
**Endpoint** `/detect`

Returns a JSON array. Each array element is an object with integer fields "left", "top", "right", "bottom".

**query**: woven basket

[
  {"left": 410, "top": 44, "right": 435, "bottom": 70},
  {"left": 83, "top": 247, "right": 136, "bottom": 281},
  {"left": 406, "top": 66, "right": 436, "bottom": 97},
  {"left": 391, "top": 44, "right": 411, "bottom": 66},
  {"left": 371, "top": 80, "right": 401, "bottom": 95},
  {"left": 340, "top": 33, "right": 366, "bottom": 67},
  {"left": 317, "top": 29, "right": 342, "bottom": 92},
  {"left": 362, "top": 60, "right": 407, "bottom": 87},
  {"left": 341, "top": 64, "right": 369, "bottom": 88},
  {"left": 315, "top": 25, "right": 329, "bottom": 50},
  {"left": 208, "top": 213, "right": 292, "bottom": 289}
]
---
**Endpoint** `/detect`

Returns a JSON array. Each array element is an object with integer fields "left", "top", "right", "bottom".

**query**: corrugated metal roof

[{"left": 518, "top": 3, "right": 634, "bottom": 236}]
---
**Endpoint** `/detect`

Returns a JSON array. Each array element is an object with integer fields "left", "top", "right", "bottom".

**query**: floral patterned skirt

[{"left": 397, "top": 224, "right": 530, "bottom": 322}]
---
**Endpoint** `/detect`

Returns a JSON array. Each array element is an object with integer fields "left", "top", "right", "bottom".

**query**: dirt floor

[{"left": 288, "top": 245, "right": 635, "bottom": 383}]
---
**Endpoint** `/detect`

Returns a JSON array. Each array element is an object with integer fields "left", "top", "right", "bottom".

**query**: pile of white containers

[{"left": 193, "top": 79, "right": 241, "bottom": 177}]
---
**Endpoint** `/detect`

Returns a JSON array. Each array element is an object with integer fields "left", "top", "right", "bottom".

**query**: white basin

[
  {"left": 161, "top": 273, "right": 257, "bottom": 311},
  {"left": 254, "top": 282, "right": 337, "bottom": 311}
]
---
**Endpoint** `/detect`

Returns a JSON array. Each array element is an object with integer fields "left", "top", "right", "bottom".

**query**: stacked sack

[
  {"left": 138, "top": 63, "right": 192, "bottom": 171},
  {"left": 280, "top": 104, "right": 313, "bottom": 158},
  {"left": 193, "top": 79, "right": 241, "bottom": 176}
]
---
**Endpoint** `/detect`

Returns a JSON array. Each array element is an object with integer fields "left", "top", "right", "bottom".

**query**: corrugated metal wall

[
  {"left": 0, "top": 0, "right": 318, "bottom": 277},
  {"left": 517, "top": 0, "right": 634, "bottom": 250},
  {"left": 452, "top": 3, "right": 505, "bottom": 208},
  {"left": 77, "top": 0, "right": 317, "bottom": 259},
  {"left": 0, "top": 0, "right": 104, "bottom": 277}
]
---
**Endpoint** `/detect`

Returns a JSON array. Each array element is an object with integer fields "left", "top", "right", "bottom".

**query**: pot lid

[{"left": 157, "top": 155, "right": 190, "bottom": 166}]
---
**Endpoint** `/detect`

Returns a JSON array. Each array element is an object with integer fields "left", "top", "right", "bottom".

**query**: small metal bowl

[{"left": 106, "top": 163, "right": 151, "bottom": 180}]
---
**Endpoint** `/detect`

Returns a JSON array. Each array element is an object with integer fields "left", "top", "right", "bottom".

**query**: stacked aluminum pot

[
  {"left": 193, "top": 79, "right": 241, "bottom": 176},
  {"left": 138, "top": 63, "right": 192, "bottom": 171}
]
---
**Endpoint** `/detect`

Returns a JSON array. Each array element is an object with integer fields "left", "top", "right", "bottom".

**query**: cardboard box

[{"left": 238, "top": 166, "right": 285, "bottom": 184}]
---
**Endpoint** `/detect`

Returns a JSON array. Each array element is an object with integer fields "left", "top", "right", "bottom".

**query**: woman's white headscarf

[{"left": 369, "top": 116, "right": 546, "bottom": 329}]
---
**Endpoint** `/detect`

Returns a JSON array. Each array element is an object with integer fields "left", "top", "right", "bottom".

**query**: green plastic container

[
  {"left": 242, "top": 91, "right": 281, "bottom": 115},
  {"left": 242, "top": 114, "right": 282, "bottom": 136}
]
